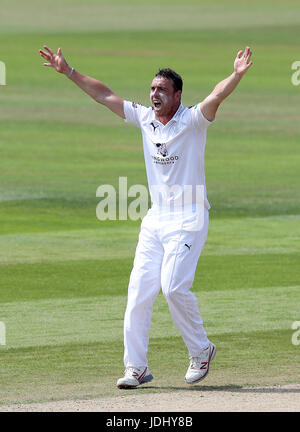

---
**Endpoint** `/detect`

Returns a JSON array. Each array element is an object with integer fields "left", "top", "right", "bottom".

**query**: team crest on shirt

[{"left": 155, "top": 143, "right": 168, "bottom": 157}]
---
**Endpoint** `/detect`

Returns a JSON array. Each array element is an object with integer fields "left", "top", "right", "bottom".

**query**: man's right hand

[
  {"left": 39, "top": 45, "right": 125, "bottom": 119},
  {"left": 39, "top": 45, "right": 71, "bottom": 76}
]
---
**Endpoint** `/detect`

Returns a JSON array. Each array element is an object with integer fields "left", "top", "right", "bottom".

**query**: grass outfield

[{"left": 1, "top": 0, "right": 300, "bottom": 405}]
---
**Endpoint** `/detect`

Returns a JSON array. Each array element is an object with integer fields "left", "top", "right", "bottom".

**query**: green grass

[{"left": 1, "top": 0, "right": 300, "bottom": 406}]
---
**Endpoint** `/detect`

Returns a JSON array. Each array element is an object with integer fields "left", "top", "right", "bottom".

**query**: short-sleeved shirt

[{"left": 123, "top": 100, "right": 215, "bottom": 214}]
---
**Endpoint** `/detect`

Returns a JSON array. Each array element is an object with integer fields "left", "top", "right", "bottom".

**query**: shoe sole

[
  {"left": 185, "top": 344, "right": 217, "bottom": 385},
  {"left": 117, "top": 374, "right": 154, "bottom": 389}
]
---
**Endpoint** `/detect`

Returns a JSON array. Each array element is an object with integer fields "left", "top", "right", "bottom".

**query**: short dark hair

[{"left": 155, "top": 68, "right": 183, "bottom": 93}]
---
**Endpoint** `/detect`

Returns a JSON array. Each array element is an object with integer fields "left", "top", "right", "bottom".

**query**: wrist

[
  {"left": 67, "top": 67, "right": 75, "bottom": 78},
  {"left": 63, "top": 64, "right": 72, "bottom": 77},
  {"left": 233, "top": 70, "right": 244, "bottom": 79}
]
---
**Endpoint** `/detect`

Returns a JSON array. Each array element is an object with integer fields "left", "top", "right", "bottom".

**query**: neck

[{"left": 157, "top": 102, "right": 181, "bottom": 125}]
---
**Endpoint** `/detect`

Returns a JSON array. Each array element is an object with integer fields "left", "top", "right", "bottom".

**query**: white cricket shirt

[{"left": 124, "top": 100, "right": 215, "bottom": 214}]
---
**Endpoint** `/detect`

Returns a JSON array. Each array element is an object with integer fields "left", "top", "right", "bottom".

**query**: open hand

[
  {"left": 39, "top": 45, "right": 70, "bottom": 75},
  {"left": 234, "top": 46, "right": 253, "bottom": 75}
]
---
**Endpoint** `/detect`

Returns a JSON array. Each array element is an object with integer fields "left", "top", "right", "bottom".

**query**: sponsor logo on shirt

[{"left": 152, "top": 143, "right": 179, "bottom": 165}]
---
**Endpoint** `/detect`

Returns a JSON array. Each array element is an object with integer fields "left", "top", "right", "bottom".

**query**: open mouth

[{"left": 153, "top": 101, "right": 162, "bottom": 109}]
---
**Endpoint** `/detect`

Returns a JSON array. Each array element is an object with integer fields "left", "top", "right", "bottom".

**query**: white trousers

[{"left": 123, "top": 208, "right": 210, "bottom": 367}]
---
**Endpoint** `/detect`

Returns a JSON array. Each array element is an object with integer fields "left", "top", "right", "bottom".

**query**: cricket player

[{"left": 40, "top": 45, "right": 253, "bottom": 388}]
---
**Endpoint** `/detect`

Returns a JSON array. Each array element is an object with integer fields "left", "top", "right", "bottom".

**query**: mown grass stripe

[
  {"left": 0, "top": 254, "right": 299, "bottom": 303},
  {"left": 1, "top": 285, "right": 299, "bottom": 349}
]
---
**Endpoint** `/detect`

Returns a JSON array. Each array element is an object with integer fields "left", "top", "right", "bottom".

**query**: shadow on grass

[{"left": 137, "top": 384, "right": 300, "bottom": 393}]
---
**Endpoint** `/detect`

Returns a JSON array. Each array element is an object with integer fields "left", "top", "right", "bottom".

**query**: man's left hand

[{"left": 234, "top": 46, "right": 253, "bottom": 75}]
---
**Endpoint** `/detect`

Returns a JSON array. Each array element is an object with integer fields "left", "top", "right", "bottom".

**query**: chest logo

[{"left": 155, "top": 143, "right": 168, "bottom": 157}]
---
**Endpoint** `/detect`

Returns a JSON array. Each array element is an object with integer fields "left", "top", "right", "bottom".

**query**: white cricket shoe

[
  {"left": 185, "top": 342, "right": 217, "bottom": 384},
  {"left": 117, "top": 366, "right": 153, "bottom": 389}
]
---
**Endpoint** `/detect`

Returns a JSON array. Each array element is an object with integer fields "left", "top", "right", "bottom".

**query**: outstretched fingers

[
  {"left": 246, "top": 50, "right": 253, "bottom": 64},
  {"left": 242, "top": 46, "right": 249, "bottom": 57},
  {"left": 39, "top": 45, "right": 59, "bottom": 68},
  {"left": 234, "top": 46, "right": 254, "bottom": 73},
  {"left": 39, "top": 50, "right": 53, "bottom": 68},
  {"left": 40, "top": 45, "right": 56, "bottom": 62},
  {"left": 39, "top": 49, "right": 50, "bottom": 60},
  {"left": 43, "top": 45, "right": 55, "bottom": 56},
  {"left": 242, "top": 46, "right": 253, "bottom": 63},
  {"left": 236, "top": 49, "right": 243, "bottom": 58}
]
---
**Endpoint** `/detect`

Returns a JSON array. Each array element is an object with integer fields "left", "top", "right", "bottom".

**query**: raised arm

[
  {"left": 201, "top": 46, "right": 253, "bottom": 122},
  {"left": 39, "top": 45, "right": 125, "bottom": 119}
]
